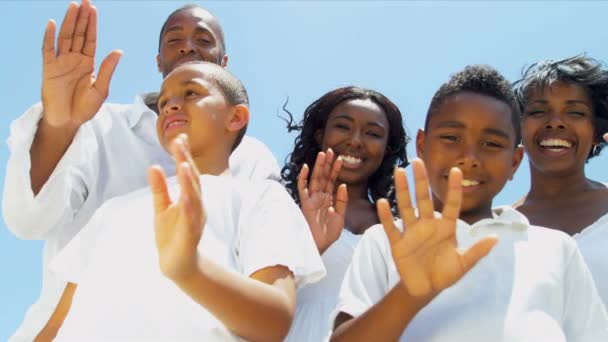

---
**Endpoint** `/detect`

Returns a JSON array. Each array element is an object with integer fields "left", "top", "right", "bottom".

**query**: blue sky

[{"left": 1, "top": 1, "right": 607, "bottom": 338}]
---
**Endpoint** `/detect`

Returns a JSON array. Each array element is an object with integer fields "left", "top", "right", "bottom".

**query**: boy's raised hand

[
  {"left": 298, "top": 149, "right": 348, "bottom": 254},
  {"left": 378, "top": 159, "right": 497, "bottom": 297},
  {"left": 42, "top": 0, "right": 122, "bottom": 129},
  {"left": 149, "top": 135, "right": 205, "bottom": 282}
]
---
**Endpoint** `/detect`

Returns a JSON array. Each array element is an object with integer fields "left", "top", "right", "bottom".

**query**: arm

[
  {"left": 149, "top": 135, "right": 295, "bottom": 341},
  {"left": 298, "top": 149, "right": 348, "bottom": 254},
  {"left": 34, "top": 282, "right": 77, "bottom": 342},
  {"left": 31, "top": 0, "right": 120, "bottom": 194},
  {"left": 332, "top": 160, "right": 497, "bottom": 340}
]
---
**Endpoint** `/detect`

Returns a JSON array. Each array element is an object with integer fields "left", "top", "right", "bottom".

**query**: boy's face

[
  {"left": 157, "top": 8, "right": 227, "bottom": 77},
  {"left": 317, "top": 98, "right": 389, "bottom": 186},
  {"left": 417, "top": 92, "right": 523, "bottom": 217},
  {"left": 156, "top": 65, "right": 231, "bottom": 154},
  {"left": 521, "top": 82, "right": 596, "bottom": 176}
]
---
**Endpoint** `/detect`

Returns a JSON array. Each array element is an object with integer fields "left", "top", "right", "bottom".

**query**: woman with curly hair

[
  {"left": 281, "top": 86, "right": 409, "bottom": 341},
  {"left": 513, "top": 55, "right": 608, "bottom": 307}
]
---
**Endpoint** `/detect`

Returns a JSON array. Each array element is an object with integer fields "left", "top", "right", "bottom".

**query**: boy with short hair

[
  {"left": 38, "top": 62, "right": 325, "bottom": 341},
  {"left": 331, "top": 65, "right": 608, "bottom": 341}
]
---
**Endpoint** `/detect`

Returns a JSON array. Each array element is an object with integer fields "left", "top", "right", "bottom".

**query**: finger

[
  {"left": 297, "top": 164, "right": 310, "bottom": 201},
  {"left": 333, "top": 184, "right": 348, "bottom": 216},
  {"left": 603, "top": 133, "right": 608, "bottom": 143},
  {"left": 441, "top": 167, "right": 462, "bottom": 222},
  {"left": 82, "top": 5, "right": 97, "bottom": 57},
  {"left": 377, "top": 198, "right": 401, "bottom": 243},
  {"left": 70, "top": 0, "right": 91, "bottom": 52},
  {"left": 325, "top": 153, "right": 342, "bottom": 194},
  {"left": 309, "top": 151, "right": 326, "bottom": 193},
  {"left": 462, "top": 236, "right": 498, "bottom": 272},
  {"left": 412, "top": 159, "right": 435, "bottom": 219},
  {"left": 57, "top": 2, "right": 79, "bottom": 55},
  {"left": 93, "top": 49, "right": 122, "bottom": 98},
  {"left": 178, "top": 135, "right": 201, "bottom": 195},
  {"left": 394, "top": 167, "right": 416, "bottom": 228},
  {"left": 178, "top": 162, "right": 203, "bottom": 228},
  {"left": 42, "top": 20, "right": 57, "bottom": 65},
  {"left": 148, "top": 165, "right": 172, "bottom": 213}
]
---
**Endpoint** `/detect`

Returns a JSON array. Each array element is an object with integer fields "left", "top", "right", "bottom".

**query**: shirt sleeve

[
  {"left": 562, "top": 239, "right": 608, "bottom": 341},
  {"left": 229, "top": 136, "right": 281, "bottom": 182},
  {"left": 334, "top": 225, "right": 391, "bottom": 319},
  {"left": 2, "top": 103, "right": 100, "bottom": 240},
  {"left": 238, "top": 181, "right": 325, "bottom": 288}
]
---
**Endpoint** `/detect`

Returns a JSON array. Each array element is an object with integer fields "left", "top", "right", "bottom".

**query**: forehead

[
  {"left": 161, "top": 65, "right": 217, "bottom": 91},
  {"left": 161, "top": 8, "right": 221, "bottom": 37},
  {"left": 430, "top": 92, "right": 515, "bottom": 136},
  {"left": 527, "top": 81, "right": 593, "bottom": 104},
  {"left": 329, "top": 98, "right": 388, "bottom": 124}
]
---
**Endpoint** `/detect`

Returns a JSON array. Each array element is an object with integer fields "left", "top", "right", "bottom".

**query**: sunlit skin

[
  {"left": 515, "top": 82, "right": 608, "bottom": 235},
  {"left": 417, "top": 92, "right": 523, "bottom": 225},
  {"left": 316, "top": 99, "right": 390, "bottom": 235}
]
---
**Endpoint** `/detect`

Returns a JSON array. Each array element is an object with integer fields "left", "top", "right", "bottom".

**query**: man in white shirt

[{"left": 3, "top": 1, "right": 279, "bottom": 340}]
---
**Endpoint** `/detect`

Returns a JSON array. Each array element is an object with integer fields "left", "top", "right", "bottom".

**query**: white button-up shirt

[{"left": 3, "top": 95, "right": 280, "bottom": 341}]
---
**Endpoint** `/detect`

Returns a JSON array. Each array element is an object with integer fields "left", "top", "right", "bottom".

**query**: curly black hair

[
  {"left": 280, "top": 86, "right": 410, "bottom": 215},
  {"left": 426, "top": 65, "right": 521, "bottom": 146},
  {"left": 513, "top": 55, "right": 608, "bottom": 160}
]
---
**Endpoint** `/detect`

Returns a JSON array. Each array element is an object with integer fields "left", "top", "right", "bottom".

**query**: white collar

[
  {"left": 128, "top": 93, "right": 159, "bottom": 128},
  {"left": 456, "top": 206, "right": 529, "bottom": 232}
]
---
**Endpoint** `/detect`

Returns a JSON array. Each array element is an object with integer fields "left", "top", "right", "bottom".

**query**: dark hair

[
  {"left": 158, "top": 4, "right": 226, "bottom": 57},
  {"left": 174, "top": 61, "right": 248, "bottom": 150},
  {"left": 513, "top": 55, "right": 608, "bottom": 160},
  {"left": 280, "top": 86, "right": 410, "bottom": 214},
  {"left": 426, "top": 65, "right": 521, "bottom": 146}
]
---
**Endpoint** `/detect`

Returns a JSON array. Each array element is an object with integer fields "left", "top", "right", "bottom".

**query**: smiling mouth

[
  {"left": 338, "top": 154, "right": 363, "bottom": 168},
  {"left": 538, "top": 138, "right": 574, "bottom": 153},
  {"left": 165, "top": 119, "right": 188, "bottom": 131},
  {"left": 461, "top": 179, "right": 480, "bottom": 187}
]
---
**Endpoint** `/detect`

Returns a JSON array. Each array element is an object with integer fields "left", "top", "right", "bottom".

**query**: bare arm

[
  {"left": 31, "top": 0, "right": 121, "bottom": 194},
  {"left": 149, "top": 135, "right": 296, "bottom": 341},
  {"left": 34, "top": 282, "right": 77, "bottom": 342}
]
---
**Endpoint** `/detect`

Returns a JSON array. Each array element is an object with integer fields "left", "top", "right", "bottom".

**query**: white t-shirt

[
  {"left": 3, "top": 96, "right": 281, "bottom": 342},
  {"left": 286, "top": 229, "right": 362, "bottom": 342},
  {"left": 50, "top": 175, "right": 325, "bottom": 341},
  {"left": 575, "top": 211, "right": 608, "bottom": 309},
  {"left": 335, "top": 206, "right": 608, "bottom": 341}
]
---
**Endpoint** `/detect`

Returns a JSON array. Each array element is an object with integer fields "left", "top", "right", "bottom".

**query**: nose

[
  {"left": 163, "top": 98, "right": 182, "bottom": 116},
  {"left": 178, "top": 39, "right": 195, "bottom": 55},
  {"left": 347, "top": 130, "right": 363, "bottom": 148},
  {"left": 545, "top": 112, "right": 566, "bottom": 129},
  {"left": 456, "top": 146, "right": 480, "bottom": 169}
]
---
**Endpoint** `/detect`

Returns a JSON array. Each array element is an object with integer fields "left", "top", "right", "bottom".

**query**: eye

[
  {"left": 567, "top": 111, "right": 586, "bottom": 117},
  {"left": 366, "top": 131, "right": 382, "bottom": 138},
  {"left": 483, "top": 140, "right": 504, "bottom": 148},
  {"left": 439, "top": 134, "right": 458, "bottom": 142},
  {"left": 526, "top": 109, "right": 545, "bottom": 116},
  {"left": 158, "top": 99, "right": 168, "bottom": 110},
  {"left": 334, "top": 123, "right": 350, "bottom": 130},
  {"left": 167, "top": 37, "right": 181, "bottom": 44},
  {"left": 198, "top": 38, "right": 212, "bottom": 45},
  {"left": 185, "top": 89, "right": 198, "bottom": 97}
]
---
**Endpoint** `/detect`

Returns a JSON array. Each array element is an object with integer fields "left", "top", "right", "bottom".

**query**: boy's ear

[
  {"left": 415, "top": 129, "right": 426, "bottom": 159},
  {"left": 156, "top": 55, "right": 162, "bottom": 73},
  {"left": 509, "top": 145, "right": 525, "bottom": 180},
  {"left": 226, "top": 104, "right": 249, "bottom": 133},
  {"left": 221, "top": 55, "right": 229, "bottom": 68}
]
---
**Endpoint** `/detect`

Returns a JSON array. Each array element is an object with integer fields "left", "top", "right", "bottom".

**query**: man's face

[{"left": 157, "top": 8, "right": 227, "bottom": 77}]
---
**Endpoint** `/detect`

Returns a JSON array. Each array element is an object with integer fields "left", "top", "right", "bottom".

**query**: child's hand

[
  {"left": 298, "top": 149, "right": 348, "bottom": 254},
  {"left": 604, "top": 133, "right": 608, "bottom": 143},
  {"left": 378, "top": 159, "right": 497, "bottom": 297},
  {"left": 149, "top": 135, "right": 206, "bottom": 282}
]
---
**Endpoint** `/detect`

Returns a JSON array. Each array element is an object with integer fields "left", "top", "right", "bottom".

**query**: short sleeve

[
  {"left": 562, "top": 240, "right": 608, "bottom": 341},
  {"left": 229, "top": 136, "right": 280, "bottom": 181},
  {"left": 238, "top": 181, "right": 325, "bottom": 288},
  {"left": 334, "top": 225, "right": 391, "bottom": 319}
]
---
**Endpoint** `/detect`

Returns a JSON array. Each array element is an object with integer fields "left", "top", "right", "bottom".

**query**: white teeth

[
  {"left": 167, "top": 120, "right": 187, "bottom": 129},
  {"left": 339, "top": 155, "right": 362, "bottom": 166},
  {"left": 539, "top": 138, "right": 572, "bottom": 148},
  {"left": 461, "top": 179, "right": 480, "bottom": 187}
]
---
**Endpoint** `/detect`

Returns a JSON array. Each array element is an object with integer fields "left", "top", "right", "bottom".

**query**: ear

[
  {"left": 156, "top": 54, "right": 162, "bottom": 73},
  {"left": 415, "top": 129, "right": 426, "bottom": 159},
  {"left": 221, "top": 55, "right": 229, "bottom": 68},
  {"left": 509, "top": 145, "right": 525, "bottom": 180},
  {"left": 226, "top": 104, "right": 249, "bottom": 133}
]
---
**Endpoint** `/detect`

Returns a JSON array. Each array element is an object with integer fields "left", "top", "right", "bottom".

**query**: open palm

[{"left": 378, "top": 160, "right": 497, "bottom": 297}]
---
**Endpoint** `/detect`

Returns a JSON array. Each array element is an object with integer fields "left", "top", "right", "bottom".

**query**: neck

[
  {"left": 191, "top": 146, "right": 231, "bottom": 176},
  {"left": 433, "top": 195, "right": 493, "bottom": 226},
  {"left": 341, "top": 182, "right": 369, "bottom": 203},
  {"left": 526, "top": 164, "right": 593, "bottom": 201}
]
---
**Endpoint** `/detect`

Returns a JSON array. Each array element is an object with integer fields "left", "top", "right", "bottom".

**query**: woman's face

[
  {"left": 521, "top": 82, "right": 596, "bottom": 176},
  {"left": 318, "top": 98, "right": 390, "bottom": 186}
]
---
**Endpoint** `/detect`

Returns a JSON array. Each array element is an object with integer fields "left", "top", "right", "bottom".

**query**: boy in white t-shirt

[
  {"left": 35, "top": 61, "right": 325, "bottom": 341},
  {"left": 331, "top": 65, "right": 608, "bottom": 341}
]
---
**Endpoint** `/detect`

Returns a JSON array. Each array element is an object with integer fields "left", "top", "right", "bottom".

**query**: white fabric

[
  {"left": 50, "top": 175, "right": 325, "bottom": 341},
  {"left": 3, "top": 96, "right": 281, "bottom": 342},
  {"left": 574, "top": 211, "right": 608, "bottom": 309},
  {"left": 336, "top": 206, "right": 608, "bottom": 341},
  {"left": 286, "top": 229, "right": 361, "bottom": 342}
]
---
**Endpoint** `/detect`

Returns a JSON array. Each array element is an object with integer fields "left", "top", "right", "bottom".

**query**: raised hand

[
  {"left": 377, "top": 159, "right": 497, "bottom": 297},
  {"left": 149, "top": 135, "right": 205, "bottom": 282},
  {"left": 604, "top": 133, "right": 608, "bottom": 143},
  {"left": 42, "top": 0, "right": 122, "bottom": 129},
  {"left": 298, "top": 149, "right": 348, "bottom": 254}
]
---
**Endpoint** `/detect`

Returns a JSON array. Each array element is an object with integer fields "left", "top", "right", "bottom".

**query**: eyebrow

[
  {"left": 158, "top": 79, "right": 208, "bottom": 102},
  {"left": 435, "top": 120, "right": 510, "bottom": 139},
  {"left": 331, "top": 114, "right": 387, "bottom": 130},
  {"left": 164, "top": 25, "right": 215, "bottom": 38},
  {"left": 530, "top": 99, "right": 592, "bottom": 108}
]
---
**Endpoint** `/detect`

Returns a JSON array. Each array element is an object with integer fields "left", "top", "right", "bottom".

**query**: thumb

[
  {"left": 461, "top": 236, "right": 498, "bottom": 273},
  {"left": 148, "top": 165, "right": 172, "bottom": 213}
]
